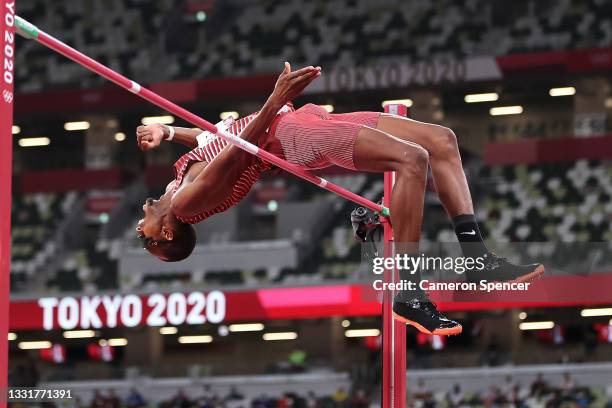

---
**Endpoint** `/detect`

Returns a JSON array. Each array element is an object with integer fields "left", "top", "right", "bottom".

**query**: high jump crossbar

[
  {"left": 10, "top": 15, "right": 407, "bottom": 407},
  {"left": 13, "top": 16, "right": 389, "bottom": 217}
]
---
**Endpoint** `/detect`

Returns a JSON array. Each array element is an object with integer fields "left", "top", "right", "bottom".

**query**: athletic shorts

[{"left": 271, "top": 104, "right": 381, "bottom": 170}]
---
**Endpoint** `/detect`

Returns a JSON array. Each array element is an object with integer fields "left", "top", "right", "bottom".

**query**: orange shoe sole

[
  {"left": 509, "top": 264, "right": 545, "bottom": 284},
  {"left": 392, "top": 312, "right": 463, "bottom": 336}
]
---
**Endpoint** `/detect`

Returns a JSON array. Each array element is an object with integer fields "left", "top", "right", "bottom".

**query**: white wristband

[{"left": 166, "top": 126, "right": 175, "bottom": 141}]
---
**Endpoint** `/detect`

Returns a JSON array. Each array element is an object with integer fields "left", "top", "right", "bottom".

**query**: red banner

[
  {"left": 14, "top": 74, "right": 278, "bottom": 115},
  {"left": 8, "top": 274, "right": 612, "bottom": 331},
  {"left": 9, "top": 286, "right": 381, "bottom": 331},
  {"left": 19, "top": 167, "right": 130, "bottom": 193},
  {"left": 484, "top": 134, "right": 612, "bottom": 165},
  {"left": 1, "top": 0, "right": 16, "bottom": 399}
]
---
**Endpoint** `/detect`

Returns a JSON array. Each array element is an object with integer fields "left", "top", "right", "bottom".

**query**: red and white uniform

[
  {"left": 172, "top": 104, "right": 293, "bottom": 224},
  {"left": 274, "top": 104, "right": 380, "bottom": 170},
  {"left": 173, "top": 103, "right": 381, "bottom": 224}
]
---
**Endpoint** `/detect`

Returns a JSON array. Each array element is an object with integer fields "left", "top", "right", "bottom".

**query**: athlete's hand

[
  {"left": 136, "top": 124, "right": 166, "bottom": 151},
  {"left": 270, "top": 62, "right": 321, "bottom": 106}
]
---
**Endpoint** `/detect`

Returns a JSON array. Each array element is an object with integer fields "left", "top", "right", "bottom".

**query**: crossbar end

[{"left": 15, "top": 16, "right": 39, "bottom": 40}]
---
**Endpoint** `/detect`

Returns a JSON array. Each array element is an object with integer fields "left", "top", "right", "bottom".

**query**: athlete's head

[{"left": 136, "top": 197, "right": 196, "bottom": 262}]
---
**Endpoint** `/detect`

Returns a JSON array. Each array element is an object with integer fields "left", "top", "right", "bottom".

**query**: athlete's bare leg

[
  {"left": 351, "top": 125, "right": 463, "bottom": 335},
  {"left": 352, "top": 126, "right": 428, "bottom": 244},
  {"left": 376, "top": 115, "right": 472, "bottom": 219},
  {"left": 376, "top": 114, "right": 545, "bottom": 286}
]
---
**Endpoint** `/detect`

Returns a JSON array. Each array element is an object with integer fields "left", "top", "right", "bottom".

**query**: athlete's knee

[
  {"left": 393, "top": 146, "right": 429, "bottom": 177},
  {"left": 431, "top": 126, "right": 459, "bottom": 159}
]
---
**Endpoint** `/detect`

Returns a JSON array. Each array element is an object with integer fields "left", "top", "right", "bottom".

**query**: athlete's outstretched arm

[{"left": 171, "top": 63, "right": 321, "bottom": 218}]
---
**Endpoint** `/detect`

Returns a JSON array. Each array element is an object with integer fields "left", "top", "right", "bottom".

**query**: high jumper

[
  {"left": 15, "top": 16, "right": 544, "bottom": 337},
  {"left": 134, "top": 64, "right": 544, "bottom": 335}
]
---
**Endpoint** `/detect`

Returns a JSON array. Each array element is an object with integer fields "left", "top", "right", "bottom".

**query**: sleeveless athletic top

[{"left": 172, "top": 104, "right": 294, "bottom": 224}]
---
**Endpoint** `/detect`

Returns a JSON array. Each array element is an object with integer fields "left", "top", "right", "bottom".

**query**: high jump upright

[{"left": 382, "top": 104, "right": 408, "bottom": 408}]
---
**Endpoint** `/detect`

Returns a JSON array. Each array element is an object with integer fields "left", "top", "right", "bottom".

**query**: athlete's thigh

[
  {"left": 352, "top": 125, "right": 427, "bottom": 173},
  {"left": 330, "top": 111, "right": 381, "bottom": 128},
  {"left": 376, "top": 114, "right": 448, "bottom": 153}
]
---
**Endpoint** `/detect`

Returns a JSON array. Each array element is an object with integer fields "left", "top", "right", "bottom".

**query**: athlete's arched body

[{"left": 135, "top": 64, "right": 544, "bottom": 335}]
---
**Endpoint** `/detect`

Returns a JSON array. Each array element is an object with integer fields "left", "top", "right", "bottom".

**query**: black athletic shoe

[
  {"left": 467, "top": 252, "right": 545, "bottom": 284},
  {"left": 393, "top": 299, "right": 462, "bottom": 335}
]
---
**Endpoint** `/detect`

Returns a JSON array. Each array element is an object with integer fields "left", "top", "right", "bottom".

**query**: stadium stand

[
  {"left": 14, "top": 0, "right": 612, "bottom": 91},
  {"left": 28, "top": 363, "right": 612, "bottom": 407},
  {"left": 10, "top": 191, "right": 80, "bottom": 291},
  {"left": 479, "top": 160, "right": 612, "bottom": 242},
  {"left": 12, "top": 158, "right": 612, "bottom": 292}
]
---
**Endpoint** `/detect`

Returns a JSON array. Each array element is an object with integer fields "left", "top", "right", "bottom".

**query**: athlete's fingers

[
  {"left": 140, "top": 139, "right": 155, "bottom": 151},
  {"left": 289, "top": 66, "right": 316, "bottom": 79},
  {"left": 136, "top": 129, "right": 153, "bottom": 148},
  {"left": 293, "top": 70, "right": 321, "bottom": 86},
  {"left": 298, "top": 68, "right": 321, "bottom": 79},
  {"left": 287, "top": 65, "right": 316, "bottom": 79},
  {"left": 291, "top": 67, "right": 321, "bottom": 83},
  {"left": 136, "top": 130, "right": 150, "bottom": 143},
  {"left": 287, "top": 66, "right": 310, "bottom": 77},
  {"left": 136, "top": 133, "right": 148, "bottom": 148},
  {"left": 290, "top": 70, "right": 318, "bottom": 86},
  {"left": 295, "top": 66, "right": 320, "bottom": 76}
]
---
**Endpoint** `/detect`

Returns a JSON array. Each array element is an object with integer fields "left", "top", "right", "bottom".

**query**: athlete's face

[
  {"left": 136, "top": 196, "right": 194, "bottom": 262},
  {"left": 136, "top": 197, "right": 166, "bottom": 243}
]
